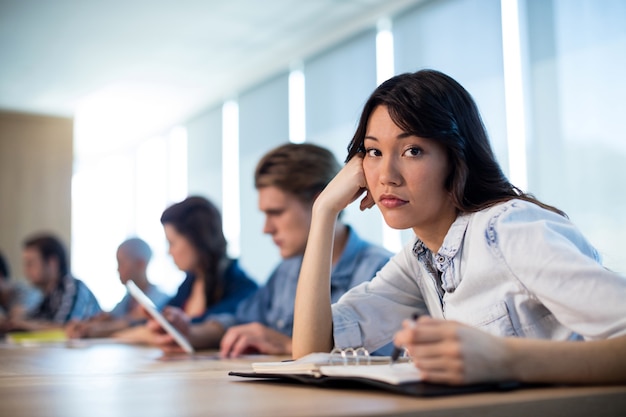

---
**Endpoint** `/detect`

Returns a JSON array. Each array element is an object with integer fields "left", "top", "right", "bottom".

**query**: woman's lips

[{"left": 379, "top": 196, "right": 408, "bottom": 208}]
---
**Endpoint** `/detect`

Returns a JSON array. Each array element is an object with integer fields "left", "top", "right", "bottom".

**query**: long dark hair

[
  {"left": 347, "top": 69, "right": 565, "bottom": 216},
  {"left": 160, "top": 196, "right": 228, "bottom": 306}
]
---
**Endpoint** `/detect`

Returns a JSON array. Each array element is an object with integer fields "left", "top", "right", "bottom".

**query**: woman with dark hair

[
  {"left": 161, "top": 196, "right": 258, "bottom": 322},
  {"left": 293, "top": 70, "right": 626, "bottom": 385}
]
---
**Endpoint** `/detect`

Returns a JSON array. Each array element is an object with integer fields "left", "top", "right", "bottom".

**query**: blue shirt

[
  {"left": 332, "top": 200, "right": 626, "bottom": 354},
  {"left": 30, "top": 274, "right": 102, "bottom": 323},
  {"left": 0, "top": 280, "right": 42, "bottom": 317},
  {"left": 168, "top": 259, "right": 258, "bottom": 323},
  {"left": 215, "top": 226, "right": 392, "bottom": 336}
]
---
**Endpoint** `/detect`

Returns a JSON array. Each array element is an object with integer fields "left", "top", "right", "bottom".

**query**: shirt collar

[
  {"left": 439, "top": 212, "right": 471, "bottom": 258},
  {"left": 412, "top": 212, "right": 470, "bottom": 259},
  {"left": 412, "top": 213, "right": 471, "bottom": 292}
]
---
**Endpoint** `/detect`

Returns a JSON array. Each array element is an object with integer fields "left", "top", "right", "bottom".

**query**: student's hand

[
  {"left": 65, "top": 320, "right": 89, "bottom": 339},
  {"left": 219, "top": 322, "right": 292, "bottom": 358},
  {"left": 65, "top": 313, "right": 115, "bottom": 338},
  {"left": 393, "top": 316, "right": 512, "bottom": 385},
  {"left": 90, "top": 312, "right": 112, "bottom": 322},
  {"left": 315, "top": 155, "right": 374, "bottom": 215},
  {"left": 145, "top": 306, "right": 191, "bottom": 354}
]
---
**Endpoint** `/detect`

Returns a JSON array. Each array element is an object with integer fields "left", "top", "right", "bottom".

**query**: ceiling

[{"left": 0, "top": 0, "right": 422, "bottom": 134}]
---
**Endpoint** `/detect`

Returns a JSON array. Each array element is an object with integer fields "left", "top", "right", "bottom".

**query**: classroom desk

[{"left": 0, "top": 341, "right": 624, "bottom": 417}]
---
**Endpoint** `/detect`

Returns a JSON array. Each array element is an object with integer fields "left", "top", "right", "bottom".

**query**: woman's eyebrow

[{"left": 364, "top": 132, "right": 413, "bottom": 141}]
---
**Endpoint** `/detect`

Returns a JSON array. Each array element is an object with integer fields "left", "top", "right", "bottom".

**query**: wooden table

[{"left": 0, "top": 341, "right": 624, "bottom": 417}]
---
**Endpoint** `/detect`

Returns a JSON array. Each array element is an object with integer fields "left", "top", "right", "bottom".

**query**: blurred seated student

[
  {"left": 149, "top": 143, "right": 392, "bottom": 357},
  {"left": 7, "top": 234, "right": 101, "bottom": 331},
  {"left": 66, "top": 237, "right": 168, "bottom": 338},
  {"left": 0, "top": 250, "right": 42, "bottom": 333},
  {"left": 117, "top": 196, "right": 258, "bottom": 344},
  {"left": 162, "top": 196, "right": 258, "bottom": 318},
  {"left": 292, "top": 69, "right": 626, "bottom": 385}
]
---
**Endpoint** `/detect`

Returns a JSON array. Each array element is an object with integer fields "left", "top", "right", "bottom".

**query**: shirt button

[
  {"left": 437, "top": 256, "right": 445, "bottom": 263},
  {"left": 276, "top": 319, "right": 285, "bottom": 329}
]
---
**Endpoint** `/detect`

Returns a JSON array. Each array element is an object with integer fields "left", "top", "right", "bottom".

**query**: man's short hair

[{"left": 254, "top": 143, "right": 341, "bottom": 204}]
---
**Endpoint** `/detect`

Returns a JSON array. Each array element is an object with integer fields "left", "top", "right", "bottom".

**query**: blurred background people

[
  {"left": 10, "top": 234, "right": 101, "bottom": 331},
  {"left": 0, "top": 250, "right": 42, "bottom": 333},
  {"left": 66, "top": 237, "right": 168, "bottom": 339},
  {"left": 150, "top": 143, "right": 392, "bottom": 357},
  {"left": 161, "top": 196, "right": 258, "bottom": 319},
  {"left": 119, "top": 196, "right": 258, "bottom": 345}
]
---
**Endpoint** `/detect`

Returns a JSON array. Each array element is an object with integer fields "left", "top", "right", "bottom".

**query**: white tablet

[{"left": 125, "top": 281, "right": 195, "bottom": 354}]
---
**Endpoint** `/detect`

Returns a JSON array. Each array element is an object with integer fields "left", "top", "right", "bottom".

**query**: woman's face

[
  {"left": 258, "top": 186, "right": 312, "bottom": 259},
  {"left": 163, "top": 223, "right": 199, "bottom": 272},
  {"left": 362, "top": 105, "right": 456, "bottom": 240}
]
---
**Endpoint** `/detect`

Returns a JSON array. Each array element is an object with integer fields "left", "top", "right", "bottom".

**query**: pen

[{"left": 390, "top": 313, "right": 419, "bottom": 364}]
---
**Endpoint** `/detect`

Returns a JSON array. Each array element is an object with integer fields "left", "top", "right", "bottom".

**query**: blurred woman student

[
  {"left": 118, "top": 196, "right": 258, "bottom": 345},
  {"left": 161, "top": 196, "right": 258, "bottom": 321}
]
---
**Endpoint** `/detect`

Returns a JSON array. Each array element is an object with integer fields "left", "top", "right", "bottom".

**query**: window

[{"left": 72, "top": 124, "right": 187, "bottom": 310}]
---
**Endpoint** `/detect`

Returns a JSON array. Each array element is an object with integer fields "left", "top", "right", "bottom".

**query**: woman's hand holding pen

[{"left": 393, "top": 316, "right": 513, "bottom": 385}]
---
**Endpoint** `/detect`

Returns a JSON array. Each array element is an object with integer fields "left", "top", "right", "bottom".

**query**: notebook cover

[{"left": 228, "top": 371, "right": 523, "bottom": 397}]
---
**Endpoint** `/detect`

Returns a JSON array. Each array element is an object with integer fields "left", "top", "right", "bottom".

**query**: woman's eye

[
  {"left": 404, "top": 147, "right": 422, "bottom": 157},
  {"left": 365, "top": 148, "right": 381, "bottom": 157}
]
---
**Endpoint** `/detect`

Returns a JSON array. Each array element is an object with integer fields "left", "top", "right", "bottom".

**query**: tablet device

[{"left": 125, "top": 280, "right": 195, "bottom": 354}]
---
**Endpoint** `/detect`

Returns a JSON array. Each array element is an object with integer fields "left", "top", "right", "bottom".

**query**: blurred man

[
  {"left": 67, "top": 237, "right": 168, "bottom": 338},
  {"left": 12, "top": 234, "right": 101, "bottom": 331}
]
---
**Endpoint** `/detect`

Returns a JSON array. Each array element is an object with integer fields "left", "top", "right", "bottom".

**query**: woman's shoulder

[
  {"left": 473, "top": 199, "right": 599, "bottom": 259},
  {"left": 474, "top": 199, "right": 566, "bottom": 226},
  {"left": 466, "top": 199, "right": 570, "bottom": 245}
]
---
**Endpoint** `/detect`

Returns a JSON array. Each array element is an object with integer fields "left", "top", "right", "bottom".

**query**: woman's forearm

[
  {"left": 188, "top": 320, "right": 226, "bottom": 349},
  {"left": 399, "top": 317, "right": 626, "bottom": 385},
  {"left": 507, "top": 335, "right": 626, "bottom": 384},
  {"left": 292, "top": 203, "right": 338, "bottom": 358}
]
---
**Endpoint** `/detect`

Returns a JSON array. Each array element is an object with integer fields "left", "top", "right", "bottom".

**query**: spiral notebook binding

[{"left": 329, "top": 347, "right": 371, "bottom": 365}]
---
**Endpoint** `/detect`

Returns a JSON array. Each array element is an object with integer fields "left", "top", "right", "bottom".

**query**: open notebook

[
  {"left": 250, "top": 352, "right": 420, "bottom": 385},
  {"left": 230, "top": 349, "right": 524, "bottom": 397}
]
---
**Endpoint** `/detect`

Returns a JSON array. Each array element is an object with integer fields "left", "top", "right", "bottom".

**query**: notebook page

[
  {"left": 252, "top": 353, "right": 334, "bottom": 374},
  {"left": 252, "top": 352, "right": 391, "bottom": 374},
  {"left": 318, "top": 362, "right": 422, "bottom": 385}
]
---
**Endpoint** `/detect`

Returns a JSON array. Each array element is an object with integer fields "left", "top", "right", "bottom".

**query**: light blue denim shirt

[
  {"left": 213, "top": 226, "right": 392, "bottom": 336},
  {"left": 332, "top": 200, "right": 626, "bottom": 354}
]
